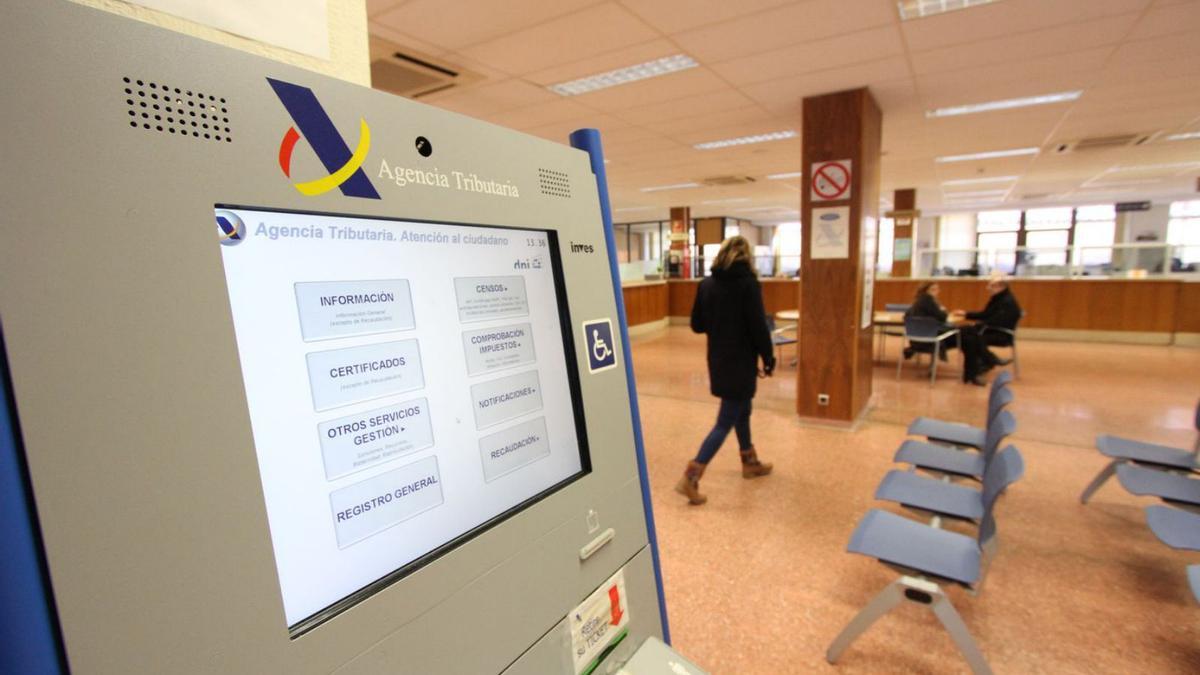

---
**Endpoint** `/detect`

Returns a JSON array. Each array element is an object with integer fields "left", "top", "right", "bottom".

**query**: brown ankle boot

[
  {"left": 675, "top": 461, "right": 708, "bottom": 505},
  {"left": 740, "top": 446, "right": 773, "bottom": 478}
]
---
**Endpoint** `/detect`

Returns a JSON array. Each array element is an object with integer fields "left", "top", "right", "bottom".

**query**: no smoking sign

[{"left": 811, "top": 159, "right": 852, "bottom": 202}]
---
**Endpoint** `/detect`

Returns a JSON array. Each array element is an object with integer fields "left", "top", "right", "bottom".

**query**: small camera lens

[{"left": 415, "top": 136, "right": 432, "bottom": 157}]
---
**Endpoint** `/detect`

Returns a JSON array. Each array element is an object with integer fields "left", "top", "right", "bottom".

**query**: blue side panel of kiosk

[
  {"left": 569, "top": 128, "right": 671, "bottom": 644},
  {"left": 0, "top": 329, "right": 67, "bottom": 674}
]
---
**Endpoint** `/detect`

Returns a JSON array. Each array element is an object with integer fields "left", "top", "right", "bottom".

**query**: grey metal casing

[{"left": 0, "top": 1, "right": 660, "bottom": 673}]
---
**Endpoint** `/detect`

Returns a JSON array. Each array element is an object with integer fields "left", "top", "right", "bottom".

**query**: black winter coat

[
  {"left": 966, "top": 288, "right": 1022, "bottom": 330},
  {"left": 690, "top": 261, "right": 774, "bottom": 400}
]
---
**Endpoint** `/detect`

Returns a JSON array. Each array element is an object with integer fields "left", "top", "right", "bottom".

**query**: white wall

[{"left": 71, "top": 0, "right": 370, "bottom": 85}]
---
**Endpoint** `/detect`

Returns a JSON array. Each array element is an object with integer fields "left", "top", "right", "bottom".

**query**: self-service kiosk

[{"left": 0, "top": 2, "right": 694, "bottom": 673}]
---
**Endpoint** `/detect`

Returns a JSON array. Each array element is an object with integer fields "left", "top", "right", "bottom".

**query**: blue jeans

[{"left": 694, "top": 398, "right": 753, "bottom": 465}]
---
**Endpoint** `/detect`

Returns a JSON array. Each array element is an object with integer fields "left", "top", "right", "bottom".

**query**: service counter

[
  {"left": 873, "top": 278, "right": 1200, "bottom": 345},
  {"left": 623, "top": 277, "right": 1199, "bottom": 346}
]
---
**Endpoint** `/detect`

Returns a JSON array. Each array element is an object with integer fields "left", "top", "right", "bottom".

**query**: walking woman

[{"left": 676, "top": 236, "right": 775, "bottom": 505}]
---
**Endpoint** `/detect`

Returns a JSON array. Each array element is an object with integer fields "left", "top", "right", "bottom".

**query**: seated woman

[{"left": 905, "top": 282, "right": 989, "bottom": 386}]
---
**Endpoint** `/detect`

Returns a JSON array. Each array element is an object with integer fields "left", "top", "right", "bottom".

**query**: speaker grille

[
  {"left": 123, "top": 76, "right": 232, "bottom": 143},
  {"left": 538, "top": 168, "right": 570, "bottom": 198}
]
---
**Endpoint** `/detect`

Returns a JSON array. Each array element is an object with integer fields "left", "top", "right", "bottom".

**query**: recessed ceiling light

[
  {"left": 940, "top": 175, "right": 1019, "bottom": 186},
  {"left": 1166, "top": 131, "right": 1200, "bottom": 141},
  {"left": 926, "top": 91, "right": 1081, "bottom": 118},
  {"left": 935, "top": 147, "right": 1039, "bottom": 163},
  {"left": 701, "top": 198, "right": 751, "bottom": 204},
  {"left": 1104, "top": 161, "right": 1200, "bottom": 173},
  {"left": 694, "top": 130, "right": 797, "bottom": 150},
  {"left": 941, "top": 189, "right": 1009, "bottom": 198},
  {"left": 898, "top": 0, "right": 1001, "bottom": 21},
  {"left": 547, "top": 54, "right": 698, "bottom": 96},
  {"left": 640, "top": 182, "right": 701, "bottom": 193},
  {"left": 766, "top": 171, "right": 804, "bottom": 180}
]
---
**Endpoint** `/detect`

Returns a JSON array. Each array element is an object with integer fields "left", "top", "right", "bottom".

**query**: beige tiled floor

[{"left": 631, "top": 326, "right": 1200, "bottom": 674}]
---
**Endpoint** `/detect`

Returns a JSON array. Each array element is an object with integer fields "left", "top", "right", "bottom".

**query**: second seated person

[
  {"left": 676, "top": 236, "right": 775, "bottom": 506},
  {"left": 905, "top": 282, "right": 989, "bottom": 386}
]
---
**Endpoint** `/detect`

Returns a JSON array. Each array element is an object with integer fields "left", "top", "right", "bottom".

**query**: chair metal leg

[
  {"left": 825, "top": 580, "right": 905, "bottom": 664},
  {"left": 896, "top": 345, "right": 904, "bottom": 380},
  {"left": 930, "top": 343, "right": 940, "bottom": 385},
  {"left": 1079, "top": 460, "right": 1120, "bottom": 504},
  {"left": 930, "top": 591, "right": 994, "bottom": 675}
]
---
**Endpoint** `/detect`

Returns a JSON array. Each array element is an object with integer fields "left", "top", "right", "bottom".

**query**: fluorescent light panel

[
  {"left": 935, "top": 147, "right": 1039, "bottom": 163},
  {"left": 1166, "top": 131, "right": 1200, "bottom": 141},
  {"left": 548, "top": 54, "right": 698, "bottom": 96},
  {"left": 941, "top": 175, "right": 1018, "bottom": 186},
  {"left": 926, "top": 90, "right": 1080, "bottom": 118},
  {"left": 694, "top": 130, "right": 797, "bottom": 150},
  {"left": 898, "top": 0, "right": 1001, "bottom": 21},
  {"left": 767, "top": 171, "right": 804, "bottom": 180},
  {"left": 701, "top": 198, "right": 751, "bottom": 205},
  {"left": 942, "top": 189, "right": 1009, "bottom": 198},
  {"left": 640, "top": 182, "right": 701, "bottom": 193}
]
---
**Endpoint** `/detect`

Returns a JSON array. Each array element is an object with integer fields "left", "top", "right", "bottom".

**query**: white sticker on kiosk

[
  {"left": 571, "top": 569, "right": 630, "bottom": 674},
  {"left": 462, "top": 323, "right": 536, "bottom": 376},
  {"left": 454, "top": 275, "right": 529, "bottom": 323},
  {"left": 306, "top": 339, "right": 425, "bottom": 411},
  {"left": 294, "top": 279, "right": 415, "bottom": 342},
  {"left": 478, "top": 416, "right": 550, "bottom": 482},
  {"left": 470, "top": 369, "right": 543, "bottom": 429},
  {"left": 329, "top": 456, "right": 444, "bottom": 548},
  {"left": 318, "top": 398, "right": 434, "bottom": 480}
]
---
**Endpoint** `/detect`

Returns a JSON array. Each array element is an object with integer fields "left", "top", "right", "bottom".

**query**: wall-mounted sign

[
  {"left": 810, "top": 206, "right": 850, "bottom": 259},
  {"left": 894, "top": 237, "right": 913, "bottom": 261},
  {"left": 811, "top": 159, "right": 852, "bottom": 202}
]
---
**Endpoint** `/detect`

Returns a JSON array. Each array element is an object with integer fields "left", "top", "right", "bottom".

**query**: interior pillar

[{"left": 796, "top": 87, "right": 882, "bottom": 424}]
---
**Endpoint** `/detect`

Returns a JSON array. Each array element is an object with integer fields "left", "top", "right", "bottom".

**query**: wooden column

[
  {"left": 889, "top": 188, "right": 917, "bottom": 278},
  {"left": 668, "top": 206, "right": 690, "bottom": 279},
  {"left": 797, "top": 88, "right": 881, "bottom": 424}
]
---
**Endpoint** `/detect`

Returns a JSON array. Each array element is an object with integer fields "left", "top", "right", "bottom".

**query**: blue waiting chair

[
  {"left": 894, "top": 410, "right": 1016, "bottom": 481},
  {"left": 827, "top": 480, "right": 1011, "bottom": 673},
  {"left": 765, "top": 315, "right": 797, "bottom": 366},
  {"left": 1080, "top": 400, "right": 1199, "bottom": 504},
  {"left": 1145, "top": 505, "right": 1200, "bottom": 551},
  {"left": 1114, "top": 464, "right": 1200, "bottom": 507},
  {"left": 896, "top": 315, "right": 960, "bottom": 385},
  {"left": 875, "top": 445, "right": 1024, "bottom": 522},
  {"left": 1144, "top": 506, "right": 1200, "bottom": 604},
  {"left": 908, "top": 372, "right": 1014, "bottom": 449},
  {"left": 1190, "top": 566, "right": 1200, "bottom": 604}
]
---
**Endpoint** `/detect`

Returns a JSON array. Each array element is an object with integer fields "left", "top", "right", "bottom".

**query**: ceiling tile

[
  {"left": 901, "top": 0, "right": 1151, "bottom": 52},
  {"left": 612, "top": 89, "right": 762, "bottom": 126},
  {"left": 369, "top": 21, "right": 450, "bottom": 58},
  {"left": 372, "top": 0, "right": 597, "bottom": 51},
  {"left": 710, "top": 26, "right": 905, "bottom": 87},
  {"left": 1126, "top": 2, "right": 1200, "bottom": 40},
  {"left": 457, "top": 4, "right": 660, "bottom": 76},
  {"left": 909, "top": 14, "right": 1135, "bottom": 76},
  {"left": 671, "top": 0, "right": 896, "bottom": 64},
  {"left": 738, "top": 58, "right": 911, "bottom": 116},
  {"left": 618, "top": 0, "right": 798, "bottom": 35}
]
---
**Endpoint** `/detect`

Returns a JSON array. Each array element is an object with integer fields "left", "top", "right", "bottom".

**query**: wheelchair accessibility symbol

[{"left": 582, "top": 318, "right": 618, "bottom": 374}]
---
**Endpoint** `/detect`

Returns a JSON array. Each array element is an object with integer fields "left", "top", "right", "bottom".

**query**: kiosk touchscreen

[{"left": 0, "top": 2, "right": 667, "bottom": 674}]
